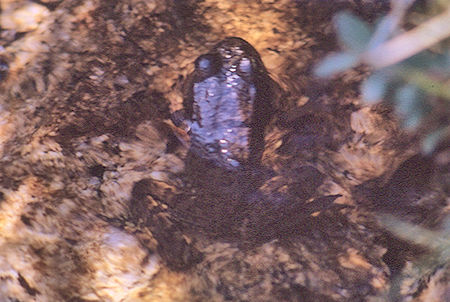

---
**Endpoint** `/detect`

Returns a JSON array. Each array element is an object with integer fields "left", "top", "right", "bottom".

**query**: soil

[{"left": 0, "top": 1, "right": 448, "bottom": 301}]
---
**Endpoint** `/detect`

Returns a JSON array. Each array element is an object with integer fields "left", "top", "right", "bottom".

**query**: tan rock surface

[{"left": 0, "top": 1, "right": 447, "bottom": 301}]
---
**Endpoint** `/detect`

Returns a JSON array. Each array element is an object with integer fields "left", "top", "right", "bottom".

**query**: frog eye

[
  {"left": 238, "top": 58, "right": 252, "bottom": 74},
  {"left": 194, "top": 54, "right": 222, "bottom": 77}
]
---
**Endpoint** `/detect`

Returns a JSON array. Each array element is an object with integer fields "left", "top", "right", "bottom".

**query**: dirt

[{"left": 0, "top": 1, "right": 448, "bottom": 301}]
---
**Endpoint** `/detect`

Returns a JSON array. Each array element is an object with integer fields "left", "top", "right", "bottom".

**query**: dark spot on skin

[
  {"left": 0, "top": 191, "right": 4, "bottom": 202},
  {"left": 18, "top": 273, "right": 40, "bottom": 296}
]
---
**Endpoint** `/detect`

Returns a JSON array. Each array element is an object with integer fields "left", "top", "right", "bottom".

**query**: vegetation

[
  {"left": 314, "top": 0, "right": 449, "bottom": 154},
  {"left": 377, "top": 215, "right": 450, "bottom": 300},
  {"left": 315, "top": 1, "right": 449, "bottom": 299}
]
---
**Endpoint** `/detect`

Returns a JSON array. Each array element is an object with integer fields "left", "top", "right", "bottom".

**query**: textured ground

[{"left": 0, "top": 1, "right": 448, "bottom": 301}]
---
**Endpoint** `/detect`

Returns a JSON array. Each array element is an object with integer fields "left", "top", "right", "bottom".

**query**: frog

[
  {"left": 170, "top": 37, "right": 339, "bottom": 199},
  {"left": 172, "top": 37, "right": 276, "bottom": 171},
  {"left": 129, "top": 37, "right": 344, "bottom": 270}
]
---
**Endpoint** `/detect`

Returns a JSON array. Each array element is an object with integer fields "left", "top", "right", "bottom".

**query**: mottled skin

[{"left": 174, "top": 37, "right": 275, "bottom": 170}]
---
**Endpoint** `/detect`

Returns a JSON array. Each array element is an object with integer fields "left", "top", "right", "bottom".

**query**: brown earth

[{"left": 0, "top": 1, "right": 448, "bottom": 301}]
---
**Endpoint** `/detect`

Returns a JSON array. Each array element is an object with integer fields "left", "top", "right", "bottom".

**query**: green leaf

[
  {"left": 401, "top": 51, "right": 437, "bottom": 69},
  {"left": 367, "top": 15, "right": 396, "bottom": 50},
  {"left": 378, "top": 215, "right": 450, "bottom": 252},
  {"left": 403, "top": 111, "right": 422, "bottom": 129},
  {"left": 422, "top": 127, "right": 448, "bottom": 155},
  {"left": 361, "top": 71, "right": 388, "bottom": 103},
  {"left": 335, "top": 11, "right": 372, "bottom": 53},
  {"left": 398, "top": 67, "right": 450, "bottom": 100},
  {"left": 402, "top": 50, "right": 449, "bottom": 78},
  {"left": 394, "top": 84, "right": 420, "bottom": 115},
  {"left": 394, "top": 84, "right": 426, "bottom": 129},
  {"left": 314, "top": 52, "right": 358, "bottom": 78}
]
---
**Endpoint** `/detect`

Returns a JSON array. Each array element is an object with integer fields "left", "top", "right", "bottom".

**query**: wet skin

[{"left": 174, "top": 37, "right": 276, "bottom": 170}]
